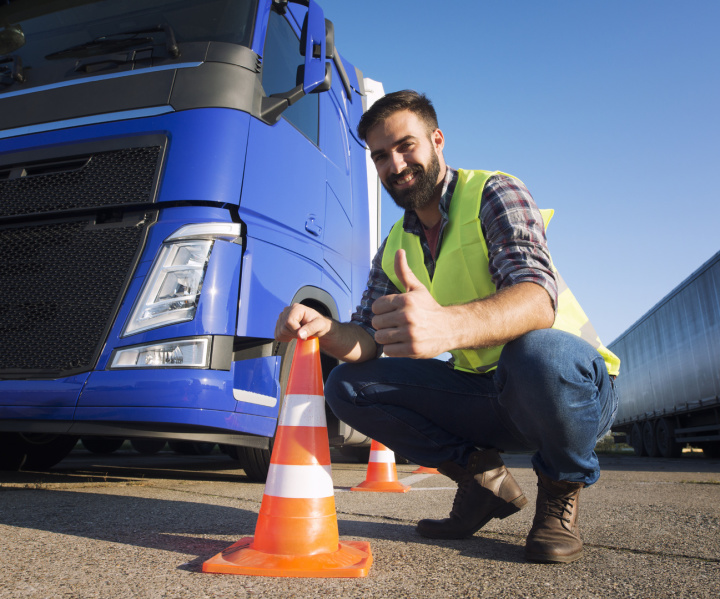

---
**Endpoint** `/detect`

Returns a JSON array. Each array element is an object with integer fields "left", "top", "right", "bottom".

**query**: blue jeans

[{"left": 325, "top": 329, "right": 618, "bottom": 486}]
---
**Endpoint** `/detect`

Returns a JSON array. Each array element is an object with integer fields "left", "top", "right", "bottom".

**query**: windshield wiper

[
  {"left": 0, "top": 53, "right": 25, "bottom": 84},
  {"left": 46, "top": 23, "right": 179, "bottom": 61}
]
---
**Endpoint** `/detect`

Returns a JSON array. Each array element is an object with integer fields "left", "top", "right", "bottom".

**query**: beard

[{"left": 383, "top": 151, "right": 442, "bottom": 212}]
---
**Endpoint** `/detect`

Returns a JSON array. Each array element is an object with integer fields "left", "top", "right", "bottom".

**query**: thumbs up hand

[{"left": 371, "top": 249, "right": 453, "bottom": 358}]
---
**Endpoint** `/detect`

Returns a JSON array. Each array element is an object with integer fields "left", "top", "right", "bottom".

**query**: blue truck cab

[{"left": 0, "top": 0, "right": 383, "bottom": 478}]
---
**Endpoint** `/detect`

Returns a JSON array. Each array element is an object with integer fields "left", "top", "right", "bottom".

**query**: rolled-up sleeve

[
  {"left": 480, "top": 174, "right": 558, "bottom": 311},
  {"left": 349, "top": 237, "right": 398, "bottom": 356}
]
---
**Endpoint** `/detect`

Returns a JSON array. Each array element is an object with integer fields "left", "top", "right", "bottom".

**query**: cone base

[
  {"left": 351, "top": 480, "right": 410, "bottom": 493},
  {"left": 412, "top": 466, "right": 440, "bottom": 474},
  {"left": 202, "top": 537, "right": 372, "bottom": 578}
]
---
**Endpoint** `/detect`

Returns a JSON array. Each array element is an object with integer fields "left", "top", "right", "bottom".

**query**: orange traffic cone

[
  {"left": 203, "top": 337, "right": 372, "bottom": 578},
  {"left": 351, "top": 440, "right": 410, "bottom": 493},
  {"left": 413, "top": 466, "right": 440, "bottom": 474}
]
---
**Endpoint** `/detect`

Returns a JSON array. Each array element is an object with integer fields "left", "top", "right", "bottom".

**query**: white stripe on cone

[
  {"left": 279, "top": 394, "right": 327, "bottom": 427},
  {"left": 264, "top": 463, "right": 334, "bottom": 498},
  {"left": 369, "top": 449, "right": 395, "bottom": 464}
]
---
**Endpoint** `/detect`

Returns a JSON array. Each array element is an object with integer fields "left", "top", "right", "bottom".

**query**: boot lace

[
  {"left": 539, "top": 484, "right": 575, "bottom": 525},
  {"left": 449, "top": 477, "right": 472, "bottom": 517}
]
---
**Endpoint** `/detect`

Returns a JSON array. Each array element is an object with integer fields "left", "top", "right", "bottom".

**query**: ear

[{"left": 432, "top": 128, "right": 445, "bottom": 153}]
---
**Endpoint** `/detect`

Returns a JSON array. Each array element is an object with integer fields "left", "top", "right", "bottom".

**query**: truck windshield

[{"left": 0, "top": 0, "right": 258, "bottom": 76}]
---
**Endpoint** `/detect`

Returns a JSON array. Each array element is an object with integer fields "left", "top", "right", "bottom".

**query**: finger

[
  {"left": 371, "top": 292, "right": 406, "bottom": 316},
  {"left": 394, "top": 249, "right": 424, "bottom": 293}
]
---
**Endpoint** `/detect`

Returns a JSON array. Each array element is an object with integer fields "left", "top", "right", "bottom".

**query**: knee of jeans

[
  {"left": 323, "top": 363, "right": 354, "bottom": 414},
  {"left": 500, "top": 331, "right": 557, "bottom": 385},
  {"left": 502, "top": 329, "right": 596, "bottom": 382}
]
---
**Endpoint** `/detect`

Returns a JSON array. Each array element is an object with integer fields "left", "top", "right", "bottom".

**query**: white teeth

[{"left": 397, "top": 173, "right": 414, "bottom": 185}]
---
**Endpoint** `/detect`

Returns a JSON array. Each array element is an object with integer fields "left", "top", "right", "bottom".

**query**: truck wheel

[
  {"left": 642, "top": 420, "right": 659, "bottom": 457},
  {"left": 655, "top": 418, "right": 682, "bottom": 458},
  {"left": 81, "top": 437, "right": 125, "bottom": 454},
  {"left": 130, "top": 438, "right": 166, "bottom": 455},
  {"left": 0, "top": 433, "right": 78, "bottom": 470},
  {"left": 236, "top": 441, "right": 273, "bottom": 482},
  {"left": 236, "top": 339, "right": 297, "bottom": 482},
  {"left": 630, "top": 423, "right": 647, "bottom": 456}
]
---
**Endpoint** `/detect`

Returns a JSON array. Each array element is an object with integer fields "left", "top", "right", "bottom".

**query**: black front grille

[
  {"left": 0, "top": 215, "right": 154, "bottom": 375},
  {"left": 0, "top": 137, "right": 165, "bottom": 377},
  {"left": 0, "top": 146, "right": 161, "bottom": 218}
]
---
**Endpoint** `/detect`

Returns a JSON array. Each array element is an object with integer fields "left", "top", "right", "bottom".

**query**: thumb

[{"left": 394, "top": 249, "right": 424, "bottom": 293}]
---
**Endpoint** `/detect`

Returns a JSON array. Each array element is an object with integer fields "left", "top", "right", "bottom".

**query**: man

[{"left": 275, "top": 90, "right": 619, "bottom": 564}]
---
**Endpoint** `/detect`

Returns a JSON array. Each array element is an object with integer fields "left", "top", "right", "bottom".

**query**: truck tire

[
  {"left": 642, "top": 420, "right": 659, "bottom": 457},
  {"left": 81, "top": 436, "right": 125, "bottom": 454},
  {"left": 130, "top": 438, "right": 166, "bottom": 455},
  {"left": 630, "top": 423, "right": 647, "bottom": 456},
  {"left": 236, "top": 441, "right": 273, "bottom": 482},
  {"left": 655, "top": 418, "right": 682, "bottom": 458},
  {"left": 236, "top": 339, "right": 297, "bottom": 482},
  {"left": 0, "top": 433, "right": 78, "bottom": 471}
]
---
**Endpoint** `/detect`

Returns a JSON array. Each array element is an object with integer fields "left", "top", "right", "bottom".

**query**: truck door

[{"left": 240, "top": 7, "right": 325, "bottom": 268}]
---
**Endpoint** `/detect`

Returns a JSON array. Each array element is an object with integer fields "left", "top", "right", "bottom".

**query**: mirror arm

[{"left": 260, "top": 84, "right": 306, "bottom": 123}]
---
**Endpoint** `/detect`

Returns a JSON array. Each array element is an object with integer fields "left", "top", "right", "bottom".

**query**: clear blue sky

[{"left": 321, "top": 0, "right": 719, "bottom": 344}]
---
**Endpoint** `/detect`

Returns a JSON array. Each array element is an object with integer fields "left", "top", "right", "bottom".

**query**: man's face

[{"left": 366, "top": 110, "right": 444, "bottom": 212}]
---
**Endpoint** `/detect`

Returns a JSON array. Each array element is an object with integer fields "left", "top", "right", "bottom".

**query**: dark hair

[{"left": 357, "top": 89, "right": 438, "bottom": 141}]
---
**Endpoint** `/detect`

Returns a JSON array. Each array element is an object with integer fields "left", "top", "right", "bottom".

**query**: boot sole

[
  {"left": 525, "top": 548, "right": 583, "bottom": 564},
  {"left": 417, "top": 494, "right": 528, "bottom": 539}
]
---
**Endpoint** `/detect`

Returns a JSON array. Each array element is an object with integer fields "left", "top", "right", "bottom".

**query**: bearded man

[{"left": 275, "top": 90, "right": 619, "bottom": 564}]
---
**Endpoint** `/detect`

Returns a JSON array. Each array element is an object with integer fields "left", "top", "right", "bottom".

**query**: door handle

[{"left": 305, "top": 216, "right": 322, "bottom": 237}]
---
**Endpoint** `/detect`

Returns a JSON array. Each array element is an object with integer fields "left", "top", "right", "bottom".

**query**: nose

[{"left": 389, "top": 151, "right": 407, "bottom": 174}]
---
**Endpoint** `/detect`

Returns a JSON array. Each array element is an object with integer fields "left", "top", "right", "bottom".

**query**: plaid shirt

[{"left": 351, "top": 167, "right": 558, "bottom": 352}]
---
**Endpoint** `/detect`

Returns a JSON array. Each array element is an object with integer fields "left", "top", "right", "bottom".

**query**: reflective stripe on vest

[{"left": 381, "top": 169, "right": 620, "bottom": 376}]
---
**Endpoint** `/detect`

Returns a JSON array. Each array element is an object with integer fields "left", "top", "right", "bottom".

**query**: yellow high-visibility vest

[{"left": 381, "top": 169, "right": 620, "bottom": 376}]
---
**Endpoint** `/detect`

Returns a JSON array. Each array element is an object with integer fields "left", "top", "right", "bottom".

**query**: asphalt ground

[{"left": 1, "top": 446, "right": 718, "bottom": 598}]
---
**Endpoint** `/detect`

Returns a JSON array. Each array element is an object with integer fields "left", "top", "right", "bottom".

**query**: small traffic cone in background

[
  {"left": 203, "top": 337, "right": 372, "bottom": 578},
  {"left": 413, "top": 466, "right": 440, "bottom": 474},
  {"left": 351, "top": 440, "right": 410, "bottom": 493}
]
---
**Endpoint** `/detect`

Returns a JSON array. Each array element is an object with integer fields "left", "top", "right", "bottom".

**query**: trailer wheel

[
  {"left": 642, "top": 420, "right": 659, "bottom": 457},
  {"left": 81, "top": 437, "right": 125, "bottom": 454},
  {"left": 0, "top": 433, "right": 78, "bottom": 471},
  {"left": 630, "top": 423, "right": 647, "bottom": 456},
  {"left": 655, "top": 418, "right": 682, "bottom": 458}
]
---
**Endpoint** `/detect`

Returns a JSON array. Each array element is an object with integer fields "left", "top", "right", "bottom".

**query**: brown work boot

[
  {"left": 416, "top": 449, "right": 527, "bottom": 539},
  {"left": 525, "top": 471, "right": 585, "bottom": 563}
]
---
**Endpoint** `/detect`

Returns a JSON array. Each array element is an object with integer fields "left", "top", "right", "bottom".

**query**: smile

[{"left": 391, "top": 168, "right": 420, "bottom": 187}]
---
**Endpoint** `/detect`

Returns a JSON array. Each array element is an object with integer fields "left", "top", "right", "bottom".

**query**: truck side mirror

[
  {"left": 298, "top": 0, "right": 327, "bottom": 93},
  {"left": 323, "top": 19, "right": 335, "bottom": 60},
  {"left": 260, "top": 0, "right": 332, "bottom": 122}
]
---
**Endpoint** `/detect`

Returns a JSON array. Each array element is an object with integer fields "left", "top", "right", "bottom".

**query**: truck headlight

[
  {"left": 122, "top": 222, "right": 241, "bottom": 336},
  {"left": 123, "top": 239, "right": 212, "bottom": 335},
  {"left": 110, "top": 338, "right": 209, "bottom": 368}
]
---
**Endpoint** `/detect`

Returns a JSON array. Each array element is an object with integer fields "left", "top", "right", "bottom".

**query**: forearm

[
  {"left": 317, "top": 318, "right": 378, "bottom": 363},
  {"left": 447, "top": 282, "right": 555, "bottom": 350}
]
